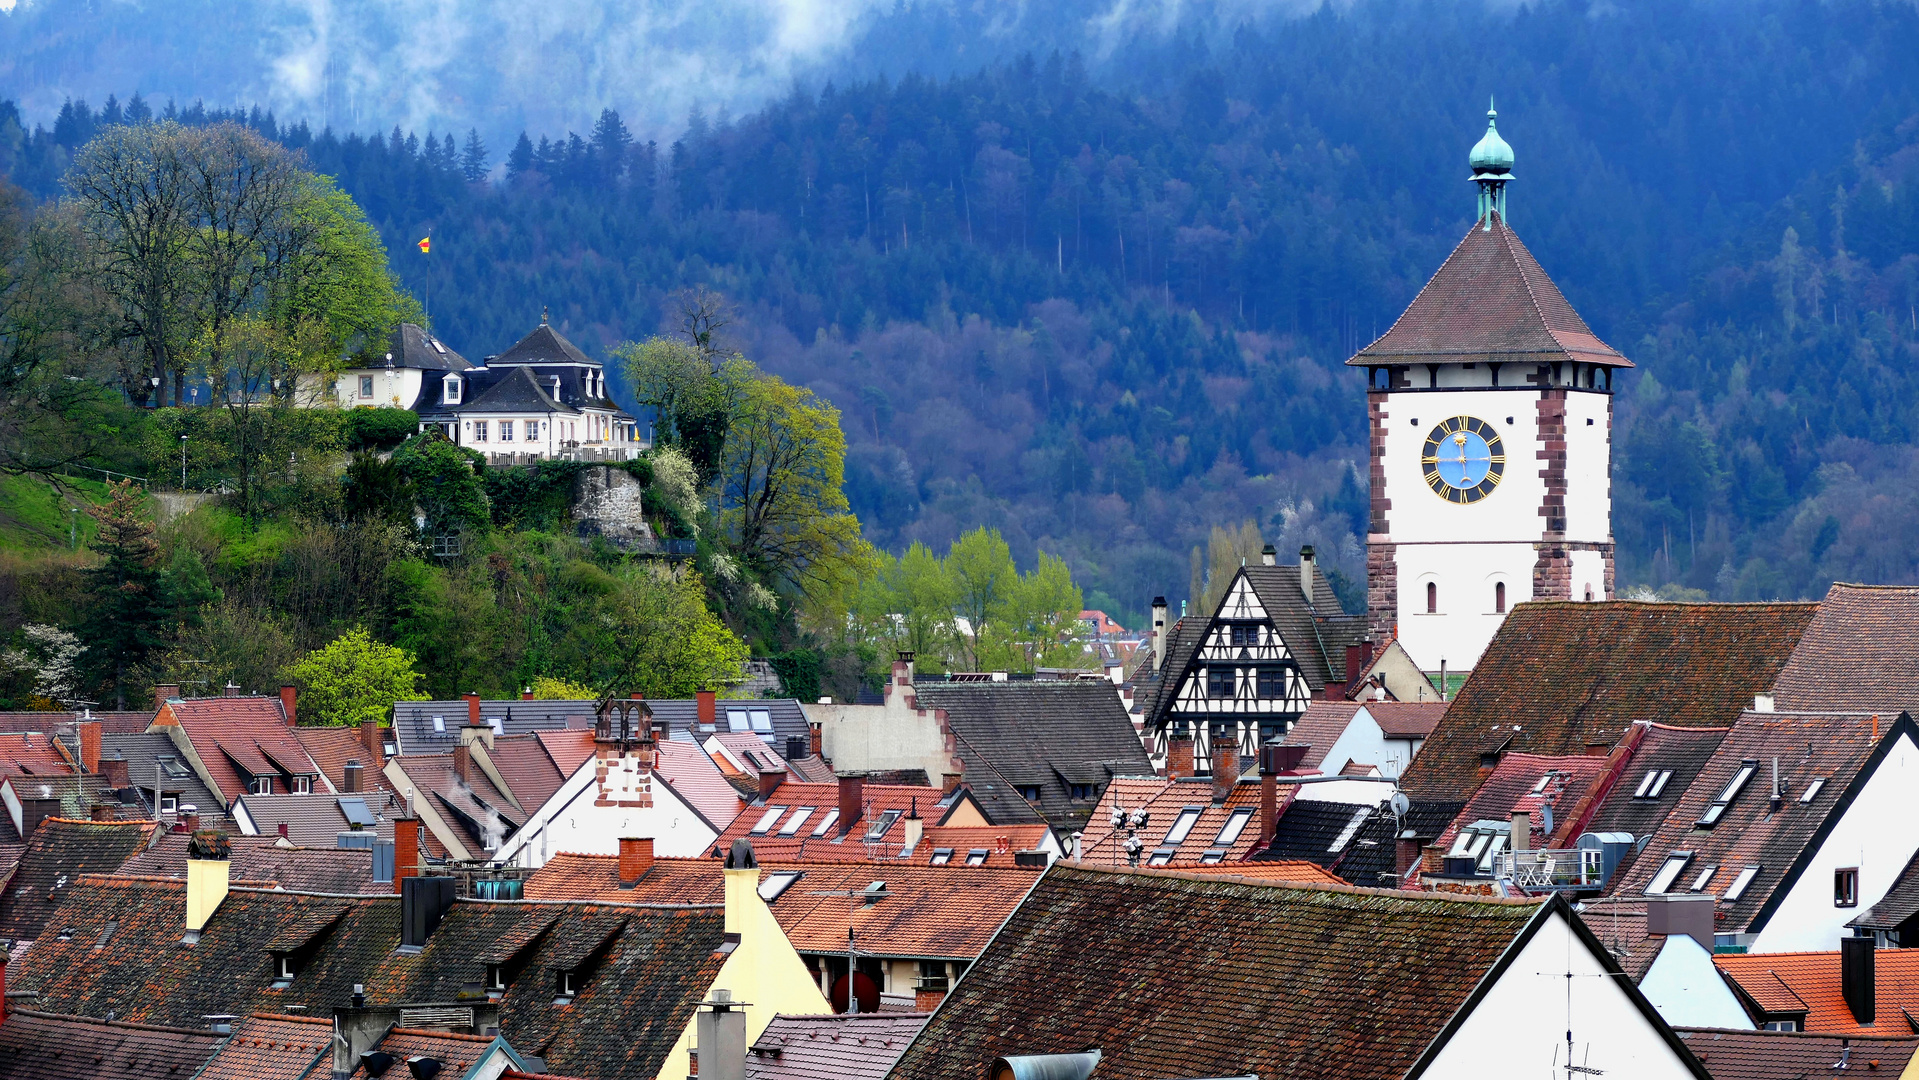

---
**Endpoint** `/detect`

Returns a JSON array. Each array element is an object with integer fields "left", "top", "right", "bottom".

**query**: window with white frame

[
  {"left": 1162, "top": 806, "right": 1204, "bottom": 847},
  {"left": 501, "top": 420, "right": 515, "bottom": 442},
  {"left": 1696, "top": 760, "right": 1758, "bottom": 827},
  {"left": 1645, "top": 851, "right": 1693, "bottom": 895},
  {"left": 473, "top": 421, "right": 489, "bottom": 442},
  {"left": 525, "top": 420, "right": 539, "bottom": 440},
  {"left": 443, "top": 376, "right": 461, "bottom": 403},
  {"left": 292, "top": 775, "right": 312, "bottom": 794},
  {"left": 359, "top": 376, "right": 374, "bottom": 398},
  {"left": 1724, "top": 865, "right": 1762, "bottom": 902},
  {"left": 159, "top": 794, "right": 178, "bottom": 813},
  {"left": 1799, "top": 778, "right": 1827, "bottom": 804},
  {"left": 249, "top": 776, "right": 273, "bottom": 795}
]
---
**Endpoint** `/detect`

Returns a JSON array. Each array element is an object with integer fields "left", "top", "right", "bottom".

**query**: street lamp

[{"left": 179, "top": 435, "right": 188, "bottom": 490}]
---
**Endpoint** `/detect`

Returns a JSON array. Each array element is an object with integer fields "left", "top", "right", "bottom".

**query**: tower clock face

[{"left": 1422, "top": 416, "right": 1505, "bottom": 503}]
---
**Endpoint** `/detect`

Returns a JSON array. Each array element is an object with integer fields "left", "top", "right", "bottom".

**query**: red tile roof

[
  {"left": 1401, "top": 602, "right": 1818, "bottom": 800},
  {"left": 656, "top": 739, "right": 746, "bottom": 831},
  {"left": 154, "top": 697, "right": 324, "bottom": 806},
  {"left": 1772, "top": 583, "right": 1919, "bottom": 715},
  {"left": 707, "top": 781, "right": 970, "bottom": 859},
  {"left": 1675, "top": 1027, "right": 1919, "bottom": 1080},
  {"left": 0, "top": 711, "right": 155, "bottom": 735},
  {"left": 388, "top": 753, "right": 522, "bottom": 856},
  {"left": 1346, "top": 217, "right": 1630, "bottom": 369},
  {"left": 1365, "top": 702, "right": 1448, "bottom": 739},
  {"left": 189, "top": 1014, "right": 332, "bottom": 1080},
  {"left": 1427, "top": 752, "right": 1615, "bottom": 860},
  {"left": 292, "top": 726, "right": 394, "bottom": 796},
  {"left": 1077, "top": 777, "right": 1270, "bottom": 864},
  {"left": 536, "top": 729, "right": 596, "bottom": 775},
  {"left": 0, "top": 1009, "right": 223, "bottom": 1080},
  {"left": 483, "top": 733, "right": 570, "bottom": 812},
  {"left": 0, "top": 733, "right": 76, "bottom": 778},
  {"left": 1280, "top": 702, "right": 1365, "bottom": 771},
  {"left": 0, "top": 817, "right": 157, "bottom": 940},
  {"left": 1715, "top": 949, "right": 1919, "bottom": 1034},
  {"left": 746, "top": 1013, "right": 931, "bottom": 1080}
]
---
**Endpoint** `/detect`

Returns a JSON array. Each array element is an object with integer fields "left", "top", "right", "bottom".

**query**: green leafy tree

[
  {"left": 855, "top": 541, "right": 957, "bottom": 670},
  {"left": 979, "top": 551, "right": 1090, "bottom": 672},
  {"left": 592, "top": 564, "right": 751, "bottom": 699},
  {"left": 945, "top": 527, "right": 1016, "bottom": 670},
  {"left": 287, "top": 627, "right": 426, "bottom": 726},
  {"left": 391, "top": 431, "right": 489, "bottom": 539},
  {"left": 616, "top": 336, "right": 742, "bottom": 482},
  {"left": 529, "top": 675, "right": 595, "bottom": 700}
]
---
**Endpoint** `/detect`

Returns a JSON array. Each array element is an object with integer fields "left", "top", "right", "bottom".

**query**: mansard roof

[
  {"left": 459, "top": 366, "right": 577, "bottom": 415},
  {"left": 491, "top": 323, "right": 597, "bottom": 367},
  {"left": 1346, "top": 217, "right": 1631, "bottom": 369}
]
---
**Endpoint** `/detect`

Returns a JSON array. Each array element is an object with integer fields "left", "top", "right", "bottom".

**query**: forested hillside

[{"left": 8, "top": 0, "right": 1919, "bottom": 620}]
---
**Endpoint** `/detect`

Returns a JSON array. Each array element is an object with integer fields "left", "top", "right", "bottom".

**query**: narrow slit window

[
  {"left": 1645, "top": 852, "right": 1692, "bottom": 895},
  {"left": 1724, "top": 865, "right": 1762, "bottom": 902},
  {"left": 1494, "top": 581, "right": 1506, "bottom": 613},
  {"left": 1799, "top": 778, "right": 1827, "bottom": 804},
  {"left": 1426, "top": 581, "right": 1438, "bottom": 614},
  {"left": 1689, "top": 865, "right": 1718, "bottom": 892}
]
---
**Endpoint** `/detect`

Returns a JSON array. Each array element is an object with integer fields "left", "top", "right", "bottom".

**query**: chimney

[
  {"left": 941, "top": 771, "right": 963, "bottom": 795},
  {"left": 76, "top": 720, "right": 101, "bottom": 774},
  {"left": 810, "top": 722, "right": 823, "bottom": 758},
  {"left": 1842, "top": 935, "right": 1876, "bottom": 1025},
  {"left": 153, "top": 683, "right": 182, "bottom": 711},
  {"left": 0, "top": 946, "right": 9, "bottom": 1026},
  {"left": 837, "top": 773, "right": 866, "bottom": 836},
  {"left": 1261, "top": 544, "right": 1277, "bottom": 567},
  {"left": 902, "top": 811, "right": 924, "bottom": 854},
  {"left": 362, "top": 719, "right": 385, "bottom": 762},
  {"left": 1395, "top": 834, "right": 1421, "bottom": 882},
  {"left": 1165, "top": 731, "right": 1195, "bottom": 780},
  {"left": 1509, "top": 811, "right": 1530, "bottom": 853},
  {"left": 697, "top": 690, "right": 717, "bottom": 727},
  {"left": 1150, "top": 597, "right": 1169, "bottom": 672},
  {"left": 280, "top": 684, "right": 298, "bottom": 726},
  {"left": 464, "top": 692, "right": 481, "bottom": 726},
  {"left": 223, "top": 682, "right": 241, "bottom": 698},
  {"left": 1212, "top": 738, "right": 1238, "bottom": 805},
  {"left": 1344, "top": 640, "right": 1376, "bottom": 686},
  {"left": 90, "top": 803, "right": 115, "bottom": 821},
  {"left": 17, "top": 797, "right": 59, "bottom": 838},
  {"left": 694, "top": 990, "right": 749, "bottom": 1080},
  {"left": 1299, "top": 546, "right": 1317, "bottom": 603},
  {"left": 1753, "top": 694, "right": 1775, "bottom": 714},
  {"left": 180, "top": 810, "right": 200, "bottom": 836},
  {"left": 184, "top": 830, "right": 231, "bottom": 935},
  {"left": 757, "top": 768, "right": 783, "bottom": 800},
  {"left": 1260, "top": 768, "right": 1278, "bottom": 848},
  {"left": 618, "top": 836, "right": 655, "bottom": 886},
  {"left": 892, "top": 652, "right": 916, "bottom": 697},
  {"left": 393, "top": 818, "right": 421, "bottom": 894},
  {"left": 97, "top": 755, "right": 129, "bottom": 789},
  {"left": 277, "top": 822, "right": 289, "bottom": 839},
  {"left": 401, "top": 876, "right": 456, "bottom": 949},
  {"left": 785, "top": 735, "right": 808, "bottom": 762},
  {"left": 452, "top": 741, "right": 471, "bottom": 784},
  {"left": 1645, "top": 893, "right": 1715, "bottom": 952},
  {"left": 343, "top": 759, "right": 363, "bottom": 793},
  {"left": 522, "top": 688, "right": 534, "bottom": 701}
]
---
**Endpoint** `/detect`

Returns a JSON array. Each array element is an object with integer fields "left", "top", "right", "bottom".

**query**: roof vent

[
  {"left": 406, "top": 1057, "right": 443, "bottom": 1080},
  {"left": 362, "top": 1052, "right": 396, "bottom": 1077}
]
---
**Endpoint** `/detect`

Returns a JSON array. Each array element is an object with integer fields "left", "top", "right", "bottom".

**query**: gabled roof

[
  {"left": 1126, "top": 616, "right": 1203, "bottom": 725},
  {"left": 1850, "top": 846, "right": 1919, "bottom": 932},
  {"left": 1239, "top": 564, "right": 1366, "bottom": 692},
  {"left": 1612, "top": 710, "right": 1913, "bottom": 935},
  {"left": 292, "top": 725, "right": 394, "bottom": 797},
  {"left": 390, "top": 700, "right": 595, "bottom": 755},
  {"left": 234, "top": 791, "right": 403, "bottom": 847},
  {"left": 385, "top": 321, "right": 474, "bottom": 372},
  {"left": 0, "top": 1009, "right": 224, "bottom": 1080},
  {"left": 1582, "top": 723, "right": 1732, "bottom": 843},
  {"left": 655, "top": 740, "right": 746, "bottom": 832},
  {"left": 1771, "top": 583, "right": 1919, "bottom": 715},
  {"left": 1345, "top": 217, "right": 1631, "bottom": 369},
  {"left": 707, "top": 781, "right": 974, "bottom": 857},
  {"left": 13, "top": 878, "right": 728, "bottom": 1080},
  {"left": 0, "top": 732, "right": 76, "bottom": 778},
  {"left": 483, "top": 733, "right": 571, "bottom": 812},
  {"left": 1077, "top": 776, "right": 1270, "bottom": 864},
  {"left": 1365, "top": 701, "right": 1448, "bottom": 739},
  {"left": 910, "top": 681, "right": 1152, "bottom": 831},
  {"left": 1253, "top": 798, "right": 1404, "bottom": 886},
  {"left": 1281, "top": 701, "right": 1365, "bottom": 771},
  {"left": 118, "top": 833, "right": 386, "bottom": 894},
  {"left": 1674, "top": 1027, "right": 1919, "bottom": 1080},
  {"left": 1715, "top": 949, "right": 1919, "bottom": 1035},
  {"left": 0, "top": 817, "right": 155, "bottom": 940},
  {"left": 1400, "top": 602, "right": 1818, "bottom": 801},
  {"left": 746, "top": 1014, "right": 931, "bottom": 1080},
  {"left": 458, "top": 365, "right": 578, "bottom": 415},
  {"left": 154, "top": 697, "right": 325, "bottom": 806},
  {"left": 1428, "top": 752, "right": 1615, "bottom": 859},
  {"left": 101, "top": 731, "right": 221, "bottom": 817},
  {"left": 885, "top": 867, "right": 1674, "bottom": 1080},
  {"left": 388, "top": 754, "right": 525, "bottom": 852},
  {"left": 491, "top": 322, "right": 597, "bottom": 367}
]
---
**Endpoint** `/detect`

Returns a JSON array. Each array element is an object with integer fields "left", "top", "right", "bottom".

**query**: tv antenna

[{"left": 1540, "top": 925, "right": 1607, "bottom": 1079}]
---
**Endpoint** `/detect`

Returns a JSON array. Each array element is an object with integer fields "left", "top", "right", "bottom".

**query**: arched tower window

[
  {"left": 1426, "top": 581, "right": 1438, "bottom": 614},
  {"left": 1494, "top": 582, "right": 1506, "bottom": 614},
  {"left": 1584, "top": 585, "right": 1595, "bottom": 602}
]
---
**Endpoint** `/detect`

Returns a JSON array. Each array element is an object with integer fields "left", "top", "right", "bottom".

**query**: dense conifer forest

[{"left": 8, "top": 0, "right": 1919, "bottom": 620}]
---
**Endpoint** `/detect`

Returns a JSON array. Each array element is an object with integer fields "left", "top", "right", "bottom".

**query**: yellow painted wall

[
  {"left": 941, "top": 799, "right": 989, "bottom": 827},
  {"left": 654, "top": 866, "right": 833, "bottom": 1080}
]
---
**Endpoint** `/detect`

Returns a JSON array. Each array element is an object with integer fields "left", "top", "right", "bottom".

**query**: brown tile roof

[
  {"left": 746, "top": 1014, "right": 930, "bottom": 1080},
  {"left": 1612, "top": 710, "right": 1909, "bottom": 936},
  {"left": 1365, "top": 701, "right": 1448, "bottom": 739},
  {"left": 1279, "top": 702, "right": 1365, "bottom": 771},
  {"left": 0, "top": 817, "right": 156, "bottom": 940},
  {"left": 655, "top": 739, "right": 746, "bottom": 832},
  {"left": 1076, "top": 777, "right": 1269, "bottom": 864},
  {"left": 154, "top": 697, "right": 324, "bottom": 806},
  {"left": 1239, "top": 564, "right": 1366, "bottom": 692},
  {"left": 1567, "top": 896, "right": 1660, "bottom": 978},
  {"left": 0, "top": 711, "right": 154, "bottom": 735},
  {"left": 1133, "top": 860, "right": 1344, "bottom": 883},
  {"left": 1675, "top": 1027, "right": 1919, "bottom": 1080},
  {"left": 1850, "top": 846, "right": 1919, "bottom": 933},
  {"left": 1346, "top": 217, "right": 1631, "bottom": 369},
  {"left": 526, "top": 854, "right": 1041, "bottom": 961},
  {"left": 292, "top": 725, "right": 394, "bottom": 796},
  {"left": 0, "top": 1009, "right": 223, "bottom": 1080},
  {"left": 0, "top": 734, "right": 75, "bottom": 778},
  {"left": 1583, "top": 723, "right": 1733, "bottom": 844},
  {"left": 484, "top": 733, "right": 571, "bottom": 812},
  {"left": 388, "top": 753, "right": 524, "bottom": 852},
  {"left": 1715, "top": 949, "right": 1919, "bottom": 1035},
  {"left": 1772, "top": 584, "right": 1919, "bottom": 715},
  {"left": 117, "top": 833, "right": 385, "bottom": 894},
  {"left": 707, "top": 781, "right": 971, "bottom": 858},
  {"left": 1427, "top": 752, "right": 1616, "bottom": 862},
  {"left": 344, "top": 1026, "right": 502, "bottom": 1080},
  {"left": 703, "top": 824, "right": 1055, "bottom": 867},
  {"left": 13, "top": 878, "right": 727, "bottom": 1080},
  {"left": 1400, "top": 602, "right": 1818, "bottom": 800},
  {"left": 189, "top": 1014, "right": 332, "bottom": 1080},
  {"left": 886, "top": 865, "right": 1560, "bottom": 1080},
  {"left": 536, "top": 729, "right": 596, "bottom": 774}
]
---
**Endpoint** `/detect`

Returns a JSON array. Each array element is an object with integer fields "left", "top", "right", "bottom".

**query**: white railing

[{"left": 1491, "top": 848, "right": 1605, "bottom": 891}]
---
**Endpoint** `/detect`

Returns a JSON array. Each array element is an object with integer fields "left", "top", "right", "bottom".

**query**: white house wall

[
  {"left": 1416, "top": 908, "right": 1700, "bottom": 1080},
  {"left": 1311, "top": 707, "right": 1422, "bottom": 779},
  {"left": 497, "top": 754, "right": 719, "bottom": 868},
  {"left": 1562, "top": 393, "right": 1612, "bottom": 542},
  {"left": 1637, "top": 935, "right": 1753, "bottom": 1030},
  {"left": 1393, "top": 541, "right": 1535, "bottom": 674},
  {"left": 1749, "top": 730, "right": 1919, "bottom": 953}
]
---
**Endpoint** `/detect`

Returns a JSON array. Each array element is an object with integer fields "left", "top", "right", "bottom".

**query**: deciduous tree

[{"left": 288, "top": 626, "right": 427, "bottom": 726}]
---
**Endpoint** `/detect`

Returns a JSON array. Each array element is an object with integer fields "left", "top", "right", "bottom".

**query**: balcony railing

[{"left": 1490, "top": 848, "right": 1605, "bottom": 892}]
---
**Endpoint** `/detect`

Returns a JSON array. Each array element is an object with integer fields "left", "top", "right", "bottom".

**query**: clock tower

[{"left": 1350, "top": 104, "right": 1629, "bottom": 674}]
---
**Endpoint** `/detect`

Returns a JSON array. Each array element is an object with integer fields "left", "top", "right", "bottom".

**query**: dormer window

[
  {"left": 292, "top": 776, "right": 312, "bottom": 794},
  {"left": 271, "top": 954, "right": 297, "bottom": 988},
  {"left": 486, "top": 964, "right": 508, "bottom": 993},
  {"left": 443, "top": 376, "right": 462, "bottom": 404},
  {"left": 249, "top": 776, "right": 273, "bottom": 795},
  {"left": 556, "top": 968, "right": 578, "bottom": 1002}
]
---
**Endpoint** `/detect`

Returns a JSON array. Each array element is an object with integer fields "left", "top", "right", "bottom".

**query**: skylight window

[
  {"left": 1634, "top": 770, "right": 1674, "bottom": 799},
  {"left": 777, "top": 808, "right": 815, "bottom": 837},
  {"left": 1724, "top": 865, "right": 1762, "bottom": 902},
  {"left": 1530, "top": 774, "right": 1553, "bottom": 794},
  {"left": 1162, "top": 806, "right": 1204, "bottom": 847},
  {"left": 1697, "top": 761, "right": 1758, "bottom": 827},
  {"left": 1645, "top": 851, "right": 1693, "bottom": 895},
  {"left": 1328, "top": 807, "right": 1371, "bottom": 854},
  {"left": 1199, "top": 849, "right": 1225, "bottom": 865},
  {"left": 338, "top": 797, "right": 375, "bottom": 828},
  {"left": 758, "top": 871, "right": 802, "bottom": 902},
  {"left": 749, "top": 710, "right": 773, "bottom": 733},
  {"left": 864, "top": 809, "right": 902, "bottom": 841},
  {"left": 489, "top": 717, "right": 505, "bottom": 736},
  {"left": 727, "top": 710, "right": 751, "bottom": 733},
  {"left": 1147, "top": 849, "right": 1176, "bottom": 866},
  {"left": 433, "top": 716, "right": 446, "bottom": 733},
  {"left": 1689, "top": 865, "right": 1719, "bottom": 892},
  {"left": 929, "top": 848, "right": 954, "bottom": 866},
  {"left": 810, "top": 810, "right": 840, "bottom": 838},
  {"left": 1799, "top": 778, "right": 1827, "bottom": 804},
  {"left": 965, "top": 849, "right": 989, "bottom": 866},
  {"left": 1214, "top": 809, "right": 1254, "bottom": 847},
  {"left": 749, "top": 806, "right": 788, "bottom": 835}
]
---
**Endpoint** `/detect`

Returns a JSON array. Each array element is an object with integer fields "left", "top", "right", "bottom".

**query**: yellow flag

[{"left": 417, "top": 236, "right": 431, "bottom": 254}]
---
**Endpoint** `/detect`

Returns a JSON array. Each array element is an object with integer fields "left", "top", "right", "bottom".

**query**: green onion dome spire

[{"left": 1470, "top": 99, "right": 1514, "bottom": 172}]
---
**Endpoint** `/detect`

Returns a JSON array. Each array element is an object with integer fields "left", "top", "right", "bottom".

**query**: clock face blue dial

[{"left": 1422, "top": 416, "right": 1505, "bottom": 503}]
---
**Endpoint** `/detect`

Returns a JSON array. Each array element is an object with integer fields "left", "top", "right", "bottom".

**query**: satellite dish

[{"left": 1389, "top": 791, "right": 1411, "bottom": 820}]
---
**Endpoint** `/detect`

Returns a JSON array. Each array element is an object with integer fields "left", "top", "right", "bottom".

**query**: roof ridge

[
  {"left": 245, "top": 1012, "right": 335, "bottom": 1026},
  {"left": 1064, "top": 863, "right": 1544, "bottom": 906},
  {"left": 1349, "top": 223, "right": 1479, "bottom": 359},
  {"left": 9, "top": 1008, "right": 228, "bottom": 1035},
  {"left": 1495, "top": 220, "right": 1557, "bottom": 345}
]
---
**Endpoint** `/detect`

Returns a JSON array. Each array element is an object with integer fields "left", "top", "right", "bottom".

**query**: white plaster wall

[
  {"left": 1306, "top": 709, "right": 1418, "bottom": 779},
  {"left": 1569, "top": 549, "right": 1606, "bottom": 603},
  {"left": 497, "top": 755, "right": 719, "bottom": 868},
  {"left": 1419, "top": 910, "right": 1700, "bottom": 1080},
  {"left": 816, "top": 698, "right": 952, "bottom": 780},
  {"left": 1394, "top": 541, "right": 1536, "bottom": 671},
  {"left": 1638, "top": 935, "right": 1754, "bottom": 1030},
  {"left": 1750, "top": 731, "right": 1919, "bottom": 953},
  {"left": 1377, "top": 389, "right": 1544, "bottom": 545},
  {"left": 1563, "top": 392, "right": 1612, "bottom": 543},
  {"left": 332, "top": 368, "right": 424, "bottom": 409}
]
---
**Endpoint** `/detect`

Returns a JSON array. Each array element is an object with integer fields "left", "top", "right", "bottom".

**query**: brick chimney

[
  {"left": 179, "top": 810, "right": 200, "bottom": 835},
  {"left": 393, "top": 819, "right": 421, "bottom": 894},
  {"left": 362, "top": 719, "right": 384, "bottom": 762},
  {"left": 0, "top": 946, "right": 9, "bottom": 1026},
  {"left": 342, "top": 759, "right": 362, "bottom": 793},
  {"left": 1395, "top": 835, "right": 1421, "bottom": 882},
  {"left": 757, "top": 768, "right": 783, "bottom": 799},
  {"left": 1164, "top": 731, "right": 1194, "bottom": 780},
  {"left": 697, "top": 690, "right": 717, "bottom": 728},
  {"left": 522, "top": 688, "right": 534, "bottom": 701},
  {"left": 618, "top": 836, "right": 655, "bottom": 886},
  {"left": 941, "top": 771, "right": 963, "bottom": 795},
  {"left": 280, "top": 685, "right": 298, "bottom": 726},
  {"left": 97, "top": 755, "right": 129, "bottom": 789},
  {"left": 452, "top": 742, "right": 471, "bottom": 784},
  {"left": 837, "top": 773, "right": 865, "bottom": 836},
  {"left": 153, "top": 684, "right": 181, "bottom": 711},
  {"left": 1345, "top": 640, "right": 1375, "bottom": 686},
  {"left": 223, "top": 682, "right": 241, "bottom": 698},
  {"left": 464, "top": 692, "right": 481, "bottom": 726},
  {"left": 90, "top": 803, "right": 115, "bottom": 821},
  {"left": 76, "top": 720, "right": 101, "bottom": 774},
  {"left": 810, "top": 722, "right": 823, "bottom": 757},
  {"left": 1212, "top": 738, "right": 1238, "bottom": 804},
  {"left": 892, "top": 652, "right": 915, "bottom": 698}
]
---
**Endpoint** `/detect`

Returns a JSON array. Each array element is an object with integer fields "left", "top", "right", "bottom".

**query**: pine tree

[
  {"left": 77, "top": 482, "right": 170, "bottom": 709},
  {"left": 461, "top": 128, "right": 488, "bottom": 180},
  {"left": 591, "top": 108, "right": 632, "bottom": 184},
  {"left": 506, "top": 132, "right": 533, "bottom": 178},
  {"left": 125, "top": 91, "right": 152, "bottom": 123}
]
